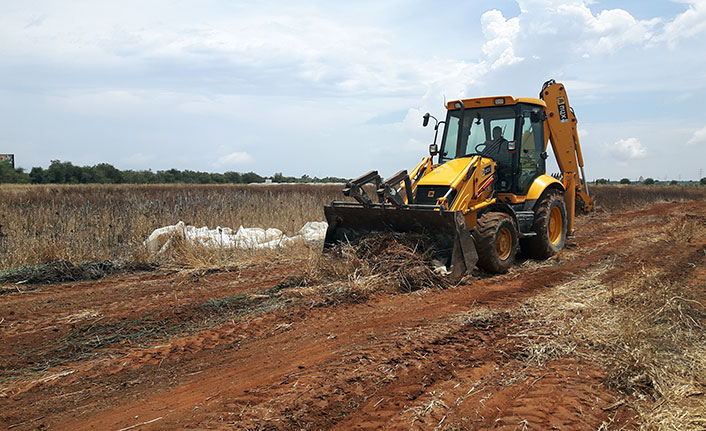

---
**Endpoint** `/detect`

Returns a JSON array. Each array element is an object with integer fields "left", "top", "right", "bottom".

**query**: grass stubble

[
  {"left": 1, "top": 183, "right": 706, "bottom": 429},
  {"left": 514, "top": 213, "right": 706, "bottom": 430}
]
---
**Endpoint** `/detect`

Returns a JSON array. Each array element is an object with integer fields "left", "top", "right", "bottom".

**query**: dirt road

[{"left": 2, "top": 201, "right": 704, "bottom": 430}]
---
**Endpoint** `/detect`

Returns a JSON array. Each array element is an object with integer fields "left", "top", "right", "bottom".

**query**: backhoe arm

[{"left": 540, "top": 80, "right": 593, "bottom": 235}]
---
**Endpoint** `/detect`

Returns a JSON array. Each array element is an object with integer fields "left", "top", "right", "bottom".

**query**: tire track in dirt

[
  {"left": 44, "top": 235, "right": 659, "bottom": 430},
  {"left": 0, "top": 265, "right": 302, "bottom": 385},
  {"left": 0, "top": 201, "right": 667, "bottom": 387},
  {"left": 1, "top": 201, "right": 704, "bottom": 430},
  {"left": 1, "top": 265, "right": 294, "bottom": 336}
]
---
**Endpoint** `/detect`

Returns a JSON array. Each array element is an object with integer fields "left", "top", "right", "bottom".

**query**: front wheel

[
  {"left": 524, "top": 190, "right": 567, "bottom": 259},
  {"left": 472, "top": 212, "right": 519, "bottom": 274}
]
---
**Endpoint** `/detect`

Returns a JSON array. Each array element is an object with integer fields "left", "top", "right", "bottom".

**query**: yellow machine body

[{"left": 324, "top": 80, "right": 593, "bottom": 276}]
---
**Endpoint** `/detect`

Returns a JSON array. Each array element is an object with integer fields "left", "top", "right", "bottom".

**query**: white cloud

[
  {"left": 214, "top": 152, "right": 253, "bottom": 168},
  {"left": 0, "top": 3, "right": 455, "bottom": 99},
  {"left": 514, "top": 0, "right": 656, "bottom": 58},
  {"left": 602, "top": 138, "right": 647, "bottom": 161},
  {"left": 589, "top": 8, "right": 656, "bottom": 52},
  {"left": 687, "top": 125, "right": 706, "bottom": 145},
  {"left": 1, "top": 1, "right": 706, "bottom": 179},
  {"left": 512, "top": 0, "right": 706, "bottom": 59},
  {"left": 481, "top": 10, "right": 522, "bottom": 69},
  {"left": 654, "top": 0, "right": 706, "bottom": 46}
]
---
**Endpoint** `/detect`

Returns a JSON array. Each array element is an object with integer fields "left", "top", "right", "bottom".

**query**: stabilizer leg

[{"left": 449, "top": 212, "right": 478, "bottom": 280}]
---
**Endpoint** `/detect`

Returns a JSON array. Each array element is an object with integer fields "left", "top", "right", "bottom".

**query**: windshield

[{"left": 439, "top": 106, "right": 517, "bottom": 162}]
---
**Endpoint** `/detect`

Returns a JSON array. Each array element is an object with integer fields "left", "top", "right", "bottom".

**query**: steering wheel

[{"left": 474, "top": 143, "right": 487, "bottom": 153}]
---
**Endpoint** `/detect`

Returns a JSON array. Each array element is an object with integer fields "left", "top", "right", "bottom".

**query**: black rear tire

[
  {"left": 472, "top": 212, "right": 518, "bottom": 274},
  {"left": 524, "top": 190, "right": 567, "bottom": 259}
]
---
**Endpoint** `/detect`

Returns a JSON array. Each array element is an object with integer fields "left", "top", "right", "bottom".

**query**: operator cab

[{"left": 439, "top": 97, "right": 546, "bottom": 195}]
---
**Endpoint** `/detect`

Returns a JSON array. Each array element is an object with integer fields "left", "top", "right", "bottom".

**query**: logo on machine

[
  {"left": 427, "top": 190, "right": 435, "bottom": 198},
  {"left": 556, "top": 96, "right": 569, "bottom": 123}
]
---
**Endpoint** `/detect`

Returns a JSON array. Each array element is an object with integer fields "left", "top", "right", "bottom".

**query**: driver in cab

[
  {"left": 484, "top": 126, "right": 513, "bottom": 192},
  {"left": 485, "top": 126, "right": 511, "bottom": 162}
]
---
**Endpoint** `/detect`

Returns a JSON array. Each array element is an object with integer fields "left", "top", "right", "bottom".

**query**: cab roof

[{"left": 446, "top": 96, "right": 546, "bottom": 110}]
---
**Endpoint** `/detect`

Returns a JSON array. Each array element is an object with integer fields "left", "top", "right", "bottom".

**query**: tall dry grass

[
  {"left": 1, "top": 183, "right": 705, "bottom": 272},
  {"left": 590, "top": 185, "right": 706, "bottom": 211},
  {"left": 0, "top": 184, "right": 342, "bottom": 271}
]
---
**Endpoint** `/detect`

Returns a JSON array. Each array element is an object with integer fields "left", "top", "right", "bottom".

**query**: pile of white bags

[{"left": 145, "top": 221, "right": 328, "bottom": 256}]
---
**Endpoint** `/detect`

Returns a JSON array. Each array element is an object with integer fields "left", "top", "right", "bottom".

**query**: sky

[{"left": 1, "top": 0, "right": 705, "bottom": 181}]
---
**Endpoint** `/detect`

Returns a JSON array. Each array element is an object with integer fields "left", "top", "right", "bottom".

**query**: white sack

[{"left": 145, "top": 220, "right": 328, "bottom": 256}]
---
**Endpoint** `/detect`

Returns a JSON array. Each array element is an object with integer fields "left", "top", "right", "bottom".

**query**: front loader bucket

[{"left": 323, "top": 204, "right": 478, "bottom": 280}]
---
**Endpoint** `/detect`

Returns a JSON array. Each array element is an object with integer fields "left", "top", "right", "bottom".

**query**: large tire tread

[
  {"left": 525, "top": 190, "right": 567, "bottom": 259},
  {"left": 472, "top": 212, "right": 518, "bottom": 274}
]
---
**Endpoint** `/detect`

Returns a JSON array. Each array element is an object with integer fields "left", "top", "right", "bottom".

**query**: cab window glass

[
  {"left": 463, "top": 117, "right": 485, "bottom": 156},
  {"left": 517, "top": 111, "right": 544, "bottom": 192},
  {"left": 441, "top": 106, "right": 516, "bottom": 162},
  {"left": 487, "top": 118, "right": 515, "bottom": 141},
  {"left": 440, "top": 115, "right": 459, "bottom": 161}
]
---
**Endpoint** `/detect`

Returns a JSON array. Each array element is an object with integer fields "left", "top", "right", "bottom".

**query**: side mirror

[
  {"left": 422, "top": 113, "right": 430, "bottom": 127},
  {"left": 429, "top": 143, "right": 438, "bottom": 156}
]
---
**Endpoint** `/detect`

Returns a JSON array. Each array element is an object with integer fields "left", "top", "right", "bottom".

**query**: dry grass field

[
  {"left": 0, "top": 183, "right": 343, "bottom": 271},
  {"left": 1, "top": 183, "right": 705, "bottom": 430},
  {"left": 0, "top": 183, "right": 703, "bottom": 272}
]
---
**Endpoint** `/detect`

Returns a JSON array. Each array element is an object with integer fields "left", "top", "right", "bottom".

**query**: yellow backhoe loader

[{"left": 324, "top": 80, "right": 593, "bottom": 277}]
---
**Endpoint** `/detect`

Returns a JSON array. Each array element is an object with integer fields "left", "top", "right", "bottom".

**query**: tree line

[
  {"left": 0, "top": 160, "right": 348, "bottom": 184},
  {"left": 2, "top": 160, "right": 704, "bottom": 186},
  {"left": 595, "top": 177, "right": 706, "bottom": 186}
]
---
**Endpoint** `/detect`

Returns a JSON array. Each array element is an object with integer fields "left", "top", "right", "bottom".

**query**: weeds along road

[{"left": 1, "top": 201, "right": 705, "bottom": 430}]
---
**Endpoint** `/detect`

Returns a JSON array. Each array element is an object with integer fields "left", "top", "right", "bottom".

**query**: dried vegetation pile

[
  {"left": 0, "top": 260, "right": 117, "bottom": 287},
  {"left": 315, "top": 233, "right": 452, "bottom": 298},
  {"left": 126, "top": 228, "right": 452, "bottom": 312}
]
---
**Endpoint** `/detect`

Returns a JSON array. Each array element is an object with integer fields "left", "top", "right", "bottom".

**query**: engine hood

[{"left": 417, "top": 157, "right": 478, "bottom": 186}]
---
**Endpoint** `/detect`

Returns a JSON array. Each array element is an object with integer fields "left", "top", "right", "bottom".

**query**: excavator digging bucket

[{"left": 323, "top": 204, "right": 478, "bottom": 280}]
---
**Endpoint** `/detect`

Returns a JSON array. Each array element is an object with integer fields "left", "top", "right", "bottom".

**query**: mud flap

[{"left": 323, "top": 204, "right": 478, "bottom": 279}]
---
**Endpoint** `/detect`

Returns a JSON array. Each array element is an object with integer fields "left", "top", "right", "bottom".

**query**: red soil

[{"left": 2, "top": 200, "right": 704, "bottom": 430}]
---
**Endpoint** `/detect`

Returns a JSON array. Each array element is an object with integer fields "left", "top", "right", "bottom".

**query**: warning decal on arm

[{"left": 556, "top": 96, "right": 569, "bottom": 123}]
